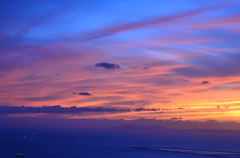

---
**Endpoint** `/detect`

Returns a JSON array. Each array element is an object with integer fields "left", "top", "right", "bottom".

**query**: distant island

[{"left": 92, "top": 124, "right": 240, "bottom": 135}]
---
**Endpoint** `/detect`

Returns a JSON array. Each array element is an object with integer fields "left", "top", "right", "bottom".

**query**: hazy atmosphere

[
  {"left": 1, "top": 0, "right": 240, "bottom": 130},
  {"left": 2, "top": 1, "right": 240, "bottom": 158}
]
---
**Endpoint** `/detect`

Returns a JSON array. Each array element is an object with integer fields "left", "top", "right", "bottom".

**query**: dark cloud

[
  {"left": 170, "top": 117, "right": 182, "bottom": 120},
  {"left": 73, "top": 92, "right": 92, "bottom": 96},
  {"left": 134, "top": 108, "right": 159, "bottom": 111},
  {"left": 202, "top": 81, "right": 210, "bottom": 84},
  {"left": 0, "top": 105, "right": 163, "bottom": 114},
  {"left": 95, "top": 62, "right": 120, "bottom": 69},
  {"left": 78, "top": 92, "right": 91, "bottom": 96},
  {"left": 0, "top": 105, "right": 131, "bottom": 114}
]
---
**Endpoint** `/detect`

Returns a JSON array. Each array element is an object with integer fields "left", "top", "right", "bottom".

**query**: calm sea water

[{"left": 1, "top": 128, "right": 240, "bottom": 158}]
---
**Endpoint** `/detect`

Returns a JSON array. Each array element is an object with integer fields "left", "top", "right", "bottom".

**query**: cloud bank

[{"left": 0, "top": 105, "right": 160, "bottom": 114}]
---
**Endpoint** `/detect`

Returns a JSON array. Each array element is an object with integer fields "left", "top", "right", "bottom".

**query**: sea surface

[{"left": 1, "top": 128, "right": 240, "bottom": 158}]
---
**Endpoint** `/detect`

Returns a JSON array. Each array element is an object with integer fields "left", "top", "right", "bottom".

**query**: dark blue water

[{"left": 1, "top": 128, "right": 240, "bottom": 158}]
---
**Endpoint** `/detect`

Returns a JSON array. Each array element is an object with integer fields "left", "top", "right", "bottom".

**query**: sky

[{"left": 1, "top": 0, "right": 240, "bottom": 129}]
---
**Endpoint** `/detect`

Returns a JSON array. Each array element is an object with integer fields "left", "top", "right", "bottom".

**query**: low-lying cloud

[
  {"left": 0, "top": 105, "right": 161, "bottom": 114},
  {"left": 170, "top": 117, "right": 182, "bottom": 120}
]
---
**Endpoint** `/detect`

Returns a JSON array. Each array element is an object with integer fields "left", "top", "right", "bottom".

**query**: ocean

[{"left": 1, "top": 128, "right": 240, "bottom": 158}]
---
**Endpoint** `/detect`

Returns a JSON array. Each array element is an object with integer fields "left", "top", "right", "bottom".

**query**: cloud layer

[{"left": 0, "top": 105, "right": 160, "bottom": 114}]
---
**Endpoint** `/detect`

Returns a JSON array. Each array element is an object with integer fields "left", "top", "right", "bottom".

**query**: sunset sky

[{"left": 1, "top": 0, "right": 240, "bottom": 127}]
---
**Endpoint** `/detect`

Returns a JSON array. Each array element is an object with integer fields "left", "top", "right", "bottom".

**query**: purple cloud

[
  {"left": 95, "top": 62, "right": 120, "bottom": 69},
  {"left": 78, "top": 92, "right": 91, "bottom": 96},
  {"left": 0, "top": 105, "right": 161, "bottom": 114},
  {"left": 0, "top": 105, "right": 130, "bottom": 114}
]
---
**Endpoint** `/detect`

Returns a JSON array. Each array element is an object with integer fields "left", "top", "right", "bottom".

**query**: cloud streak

[{"left": 57, "top": 5, "right": 221, "bottom": 43}]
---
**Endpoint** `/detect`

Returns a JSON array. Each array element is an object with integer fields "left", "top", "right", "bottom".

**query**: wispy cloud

[{"left": 54, "top": 5, "right": 223, "bottom": 43}]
